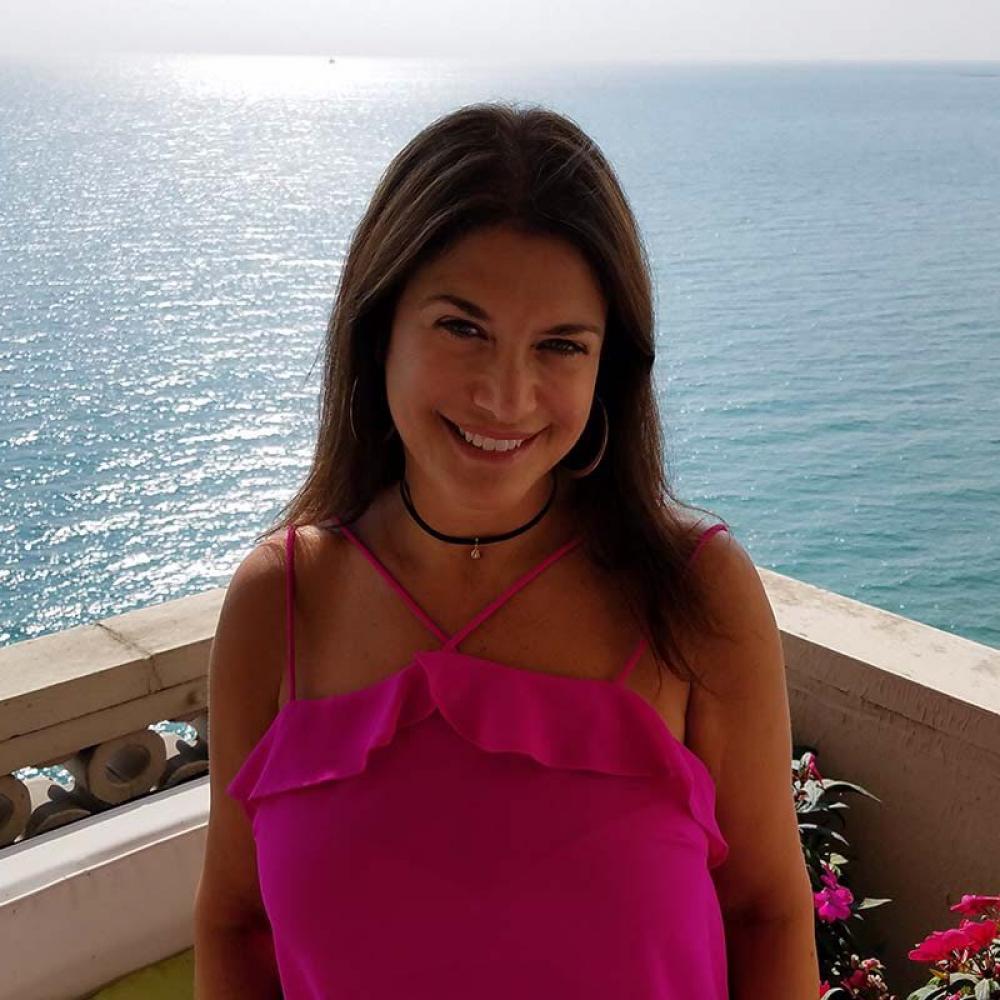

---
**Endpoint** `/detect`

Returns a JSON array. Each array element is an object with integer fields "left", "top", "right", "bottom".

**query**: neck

[{"left": 371, "top": 468, "right": 581, "bottom": 583}]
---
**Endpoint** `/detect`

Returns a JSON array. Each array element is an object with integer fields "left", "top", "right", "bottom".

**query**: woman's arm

[
  {"left": 725, "top": 908, "right": 820, "bottom": 1000},
  {"left": 193, "top": 918, "right": 283, "bottom": 999},
  {"left": 684, "top": 530, "right": 820, "bottom": 996},
  {"left": 194, "top": 537, "right": 288, "bottom": 997}
]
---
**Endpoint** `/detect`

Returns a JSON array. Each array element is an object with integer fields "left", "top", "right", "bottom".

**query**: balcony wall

[{"left": 0, "top": 569, "right": 997, "bottom": 999}]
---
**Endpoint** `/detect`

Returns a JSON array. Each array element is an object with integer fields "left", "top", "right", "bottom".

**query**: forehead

[{"left": 406, "top": 226, "right": 607, "bottom": 316}]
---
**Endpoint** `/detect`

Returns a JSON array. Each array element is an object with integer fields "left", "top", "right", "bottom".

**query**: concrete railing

[
  {"left": 0, "top": 591, "right": 221, "bottom": 1000},
  {"left": 0, "top": 570, "right": 997, "bottom": 998},
  {"left": 769, "top": 568, "right": 1000, "bottom": 991}
]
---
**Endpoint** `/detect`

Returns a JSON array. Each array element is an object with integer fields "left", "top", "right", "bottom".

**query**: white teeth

[{"left": 457, "top": 425, "right": 525, "bottom": 452}]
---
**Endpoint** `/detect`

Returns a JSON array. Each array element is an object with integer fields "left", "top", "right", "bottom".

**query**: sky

[{"left": 2, "top": 0, "right": 999, "bottom": 62}]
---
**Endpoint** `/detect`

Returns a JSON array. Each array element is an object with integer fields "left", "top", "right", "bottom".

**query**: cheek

[
  {"left": 386, "top": 337, "right": 432, "bottom": 391},
  {"left": 385, "top": 351, "right": 452, "bottom": 428},
  {"left": 560, "top": 379, "right": 600, "bottom": 428},
  {"left": 536, "top": 395, "right": 589, "bottom": 444}
]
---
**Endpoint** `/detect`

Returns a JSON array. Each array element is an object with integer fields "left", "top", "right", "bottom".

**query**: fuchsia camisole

[{"left": 226, "top": 517, "right": 732, "bottom": 998}]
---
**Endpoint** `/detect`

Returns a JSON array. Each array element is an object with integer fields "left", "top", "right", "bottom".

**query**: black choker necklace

[{"left": 398, "top": 474, "right": 558, "bottom": 560}]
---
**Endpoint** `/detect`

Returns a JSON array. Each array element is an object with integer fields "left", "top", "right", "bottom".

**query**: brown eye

[
  {"left": 544, "top": 340, "right": 587, "bottom": 356},
  {"left": 439, "top": 319, "right": 480, "bottom": 338}
]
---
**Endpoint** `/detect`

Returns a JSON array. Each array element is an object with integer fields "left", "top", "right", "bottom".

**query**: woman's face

[{"left": 384, "top": 223, "right": 607, "bottom": 521}]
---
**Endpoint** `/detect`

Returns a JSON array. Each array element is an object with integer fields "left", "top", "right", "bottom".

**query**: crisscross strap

[
  {"left": 333, "top": 518, "right": 583, "bottom": 648},
  {"left": 334, "top": 521, "right": 452, "bottom": 644},
  {"left": 442, "top": 535, "right": 584, "bottom": 651},
  {"left": 319, "top": 516, "right": 729, "bottom": 688},
  {"left": 611, "top": 520, "right": 731, "bottom": 686}
]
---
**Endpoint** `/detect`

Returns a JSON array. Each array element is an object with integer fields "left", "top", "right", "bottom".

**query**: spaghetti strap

[
  {"left": 334, "top": 520, "right": 451, "bottom": 644},
  {"left": 285, "top": 524, "right": 297, "bottom": 702},
  {"left": 443, "top": 535, "right": 583, "bottom": 650},
  {"left": 613, "top": 521, "right": 729, "bottom": 686},
  {"left": 613, "top": 635, "right": 647, "bottom": 685},
  {"left": 329, "top": 515, "right": 582, "bottom": 649},
  {"left": 690, "top": 521, "right": 729, "bottom": 565}
]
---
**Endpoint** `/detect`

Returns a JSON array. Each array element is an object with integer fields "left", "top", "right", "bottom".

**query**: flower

[
  {"left": 961, "top": 917, "right": 999, "bottom": 953},
  {"left": 814, "top": 863, "right": 855, "bottom": 923},
  {"left": 908, "top": 918, "right": 999, "bottom": 962},
  {"left": 804, "top": 752, "right": 825, "bottom": 783},
  {"left": 951, "top": 894, "right": 1000, "bottom": 918},
  {"left": 844, "top": 966, "right": 868, "bottom": 989}
]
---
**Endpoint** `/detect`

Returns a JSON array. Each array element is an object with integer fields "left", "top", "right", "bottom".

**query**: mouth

[{"left": 440, "top": 414, "right": 543, "bottom": 461}]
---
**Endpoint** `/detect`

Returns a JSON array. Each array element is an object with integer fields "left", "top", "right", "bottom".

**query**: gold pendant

[{"left": 471, "top": 538, "right": 481, "bottom": 560}]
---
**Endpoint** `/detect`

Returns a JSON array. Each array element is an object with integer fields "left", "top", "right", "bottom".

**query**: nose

[{"left": 469, "top": 354, "right": 538, "bottom": 426}]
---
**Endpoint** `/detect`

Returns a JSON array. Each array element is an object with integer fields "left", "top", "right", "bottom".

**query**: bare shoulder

[
  {"left": 680, "top": 525, "right": 812, "bottom": 923},
  {"left": 681, "top": 518, "right": 775, "bottom": 700},
  {"left": 195, "top": 530, "right": 292, "bottom": 933},
  {"left": 207, "top": 527, "right": 296, "bottom": 777},
  {"left": 671, "top": 515, "right": 782, "bottom": 777},
  {"left": 282, "top": 521, "right": 354, "bottom": 613},
  {"left": 196, "top": 522, "right": 358, "bottom": 934},
  {"left": 289, "top": 520, "right": 353, "bottom": 574},
  {"left": 213, "top": 529, "right": 290, "bottom": 712}
]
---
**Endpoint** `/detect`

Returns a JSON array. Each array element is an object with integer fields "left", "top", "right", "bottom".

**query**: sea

[{"left": 1, "top": 54, "right": 997, "bottom": 685}]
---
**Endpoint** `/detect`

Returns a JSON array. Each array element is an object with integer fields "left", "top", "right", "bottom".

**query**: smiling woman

[
  {"left": 195, "top": 100, "right": 814, "bottom": 999},
  {"left": 382, "top": 221, "right": 607, "bottom": 521}
]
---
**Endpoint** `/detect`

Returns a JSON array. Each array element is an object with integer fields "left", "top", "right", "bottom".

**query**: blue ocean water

[{"left": 1, "top": 54, "right": 997, "bottom": 658}]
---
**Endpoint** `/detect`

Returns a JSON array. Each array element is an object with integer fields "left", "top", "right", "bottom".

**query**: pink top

[{"left": 226, "top": 516, "right": 732, "bottom": 999}]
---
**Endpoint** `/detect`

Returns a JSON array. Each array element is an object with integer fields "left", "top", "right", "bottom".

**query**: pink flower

[
  {"left": 908, "top": 918, "right": 1000, "bottom": 962},
  {"left": 844, "top": 967, "right": 867, "bottom": 989},
  {"left": 961, "top": 917, "right": 999, "bottom": 953},
  {"left": 909, "top": 925, "right": 972, "bottom": 963},
  {"left": 814, "top": 881, "right": 854, "bottom": 922},
  {"left": 814, "top": 863, "right": 854, "bottom": 922},
  {"left": 805, "top": 753, "right": 824, "bottom": 783},
  {"left": 820, "top": 864, "right": 841, "bottom": 889},
  {"left": 818, "top": 980, "right": 830, "bottom": 997},
  {"left": 951, "top": 894, "right": 1000, "bottom": 917}
]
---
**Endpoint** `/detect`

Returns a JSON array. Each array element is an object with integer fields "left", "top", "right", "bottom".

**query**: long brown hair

[{"left": 256, "top": 100, "right": 731, "bottom": 697}]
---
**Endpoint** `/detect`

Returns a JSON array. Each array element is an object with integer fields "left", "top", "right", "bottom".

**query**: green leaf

[
  {"left": 797, "top": 822, "right": 851, "bottom": 846},
  {"left": 816, "top": 779, "right": 883, "bottom": 802},
  {"left": 856, "top": 897, "right": 893, "bottom": 910},
  {"left": 947, "top": 973, "right": 978, "bottom": 986},
  {"left": 904, "top": 985, "right": 950, "bottom": 1000}
]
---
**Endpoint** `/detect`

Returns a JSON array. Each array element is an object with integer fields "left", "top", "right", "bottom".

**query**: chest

[{"left": 279, "top": 527, "right": 696, "bottom": 752}]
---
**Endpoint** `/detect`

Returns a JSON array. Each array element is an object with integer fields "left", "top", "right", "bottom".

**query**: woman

[{"left": 194, "top": 102, "right": 818, "bottom": 998}]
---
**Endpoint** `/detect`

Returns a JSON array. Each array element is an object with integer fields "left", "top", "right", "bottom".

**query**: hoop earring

[
  {"left": 559, "top": 395, "right": 608, "bottom": 479},
  {"left": 349, "top": 376, "right": 397, "bottom": 444}
]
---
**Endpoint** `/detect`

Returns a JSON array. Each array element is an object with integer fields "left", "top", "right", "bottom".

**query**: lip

[
  {"left": 440, "top": 414, "right": 543, "bottom": 461},
  {"left": 443, "top": 417, "right": 540, "bottom": 441}
]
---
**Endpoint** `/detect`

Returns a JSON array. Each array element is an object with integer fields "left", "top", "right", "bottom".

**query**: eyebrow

[{"left": 421, "top": 293, "right": 603, "bottom": 337}]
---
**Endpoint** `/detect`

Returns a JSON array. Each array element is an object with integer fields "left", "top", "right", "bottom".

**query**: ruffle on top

[{"left": 226, "top": 650, "right": 730, "bottom": 870}]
